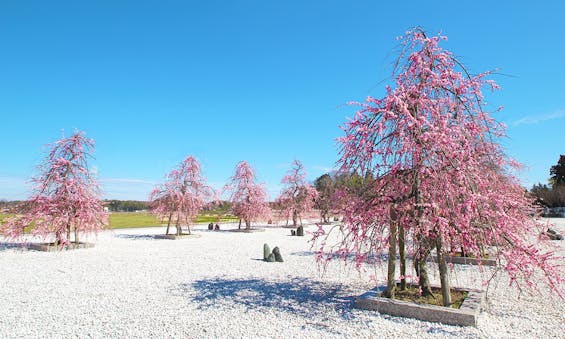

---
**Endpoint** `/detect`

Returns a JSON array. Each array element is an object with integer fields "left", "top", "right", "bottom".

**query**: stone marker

[
  {"left": 263, "top": 243, "right": 271, "bottom": 261},
  {"left": 272, "top": 246, "right": 284, "bottom": 262}
]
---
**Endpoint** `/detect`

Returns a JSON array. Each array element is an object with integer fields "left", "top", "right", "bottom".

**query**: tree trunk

[
  {"left": 238, "top": 219, "right": 242, "bottom": 230},
  {"left": 321, "top": 211, "right": 328, "bottom": 224},
  {"left": 176, "top": 217, "right": 181, "bottom": 235},
  {"left": 166, "top": 212, "right": 172, "bottom": 235},
  {"left": 66, "top": 222, "right": 71, "bottom": 244},
  {"left": 74, "top": 225, "right": 79, "bottom": 245},
  {"left": 398, "top": 223, "right": 406, "bottom": 290},
  {"left": 292, "top": 211, "right": 298, "bottom": 227},
  {"left": 415, "top": 252, "right": 434, "bottom": 297},
  {"left": 436, "top": 235, "right": 452, "bottom": 306},
  {"left": 413, "top": 169, "right": 433, "bottom": 296},
  {"left": 245, "top": 219, "right": 251, "bottom": 230},
  {"left": 384, "top": 220, "right": 398, "bottom": 298}
]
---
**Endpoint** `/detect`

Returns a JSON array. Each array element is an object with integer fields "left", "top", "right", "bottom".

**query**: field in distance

[
  {"left": 0, "top": 212, "right": 240, "bottom": 230},
  {"left": 108, "top": 212, "right": 239, "bottom": 229}
]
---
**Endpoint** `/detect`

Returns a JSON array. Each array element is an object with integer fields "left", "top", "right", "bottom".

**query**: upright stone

[
  {"left": 272, "top": 246, "right": 284, "bottom": 262},
  {"left": 263, "top": 243, "right": 271, "bottom": 261}
]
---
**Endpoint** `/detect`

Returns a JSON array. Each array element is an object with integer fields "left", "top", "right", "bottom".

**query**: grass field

[
  {"left": 109, "top": 212, "right": 239, "bottom": 229},
  {"left": 108, "top": 212, "right": 162, "bottom": 228},
  {"left": 0, "top": 212, "right": 240, "bottom": 230}
]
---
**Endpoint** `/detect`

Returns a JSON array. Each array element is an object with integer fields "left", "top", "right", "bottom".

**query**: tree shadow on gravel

[
  {"left": 114, "top": 234, "right": 157, "bottom": 240},
  {"left": 290, "top": 251, "right": 388, "bottom": 263},
  {"left": 182, "top": 277, "right": 357, "bottom": 321},
  {"left": 0, "top": 242, "right": 28, "bottom": 252}
]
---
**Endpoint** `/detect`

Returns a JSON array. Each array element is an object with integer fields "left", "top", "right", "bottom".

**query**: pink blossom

[
  {"left": 277, "top": 160, "right": 318, "bottom": 227},
  {"left": 224, "top": 161, "right": 270, "bottom": 229},
  {"left": 149, "top": 156, "right": 214, "bottom": 235},
  {"left": 2, "top": 131, "right": 108, "bottom": 248},
  {"left": 312, "top": 29, "right": 564, "bottom": 298}
]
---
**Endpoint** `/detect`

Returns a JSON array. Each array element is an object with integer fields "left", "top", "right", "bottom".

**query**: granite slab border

[
  {"left": 154, "top": 234, "right": 202, "bottom": 240},
  {"left": 27, "top": 242, "right": 95, "bottom": 252},
  {"left": 355, "top": 284, "right": 485, "bottom": 326}
]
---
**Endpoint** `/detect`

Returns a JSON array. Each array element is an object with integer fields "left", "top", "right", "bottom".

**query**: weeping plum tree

[
  {"left": 149, "top": 156, "right": 214, "bottom": 236},
  {"left": 224, "top": 161, "right": 270, "bottom": 230},
  {"left": 2, "top": 131, "right": 108, "bottom": 248},
  {"left": 313, "top": 29, "right": 564, "bottom": 304},
  {"left": 278, "top": 160, "right": 318, "bottom": 226}
]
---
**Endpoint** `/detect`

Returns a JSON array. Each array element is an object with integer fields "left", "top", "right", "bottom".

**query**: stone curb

[
  {"left": 154, "top": 234, "right": 202, "bottom": 240},
  {"left": 355, "top": 284, "right": 485, "bottom": 326},
  {"left": 430, "top": 255, "right": 497, "bottom": 266},
  {"left": 27, "top": 242, "right": 95, "bottom": 252}
]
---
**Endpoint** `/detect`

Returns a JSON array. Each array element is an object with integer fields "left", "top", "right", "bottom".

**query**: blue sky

[{"left": 1, "top": 1, "right": 564, "bottom": 201}]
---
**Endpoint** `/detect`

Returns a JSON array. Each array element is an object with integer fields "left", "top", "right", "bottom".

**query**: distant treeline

[
  {"left": 103, "top": 199, "right": 235, "bottom": 213},
  {"left": 103, "top": 200, "right": 150, "bottom": 212},
  {"left": 530, "top": 155, "right": 565, "bottom": 210},
  {"left": 0, "top": 200, "right": 22, "bottom": 212}
]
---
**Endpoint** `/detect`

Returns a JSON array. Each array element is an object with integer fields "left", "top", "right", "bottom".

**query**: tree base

[
  {"left": 28, "top": 242, "right": 95, "bottom": 252},
  {"left": 356, "top": 283, "right": 485, "bottom": 326},
  {"left": 154, "top": 234, "right": 202, "bottom": 240},
  {"left": 430, "top": 254, "right": 496, "bottom": 266},
  {"left": 227, "top": 228, "right": 266, "bottom": 233}
]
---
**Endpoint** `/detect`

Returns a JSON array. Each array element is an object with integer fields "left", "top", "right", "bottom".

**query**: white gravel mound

[{"left": 0, "top": 219, "right": 563, "bottom": 338}]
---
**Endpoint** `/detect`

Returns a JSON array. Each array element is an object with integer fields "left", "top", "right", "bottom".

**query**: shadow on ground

[
  {"left": 114, "top": 234, "right": 157, "bottom": 240},
  {"left": 0, "top": 242, "right": 28, "bottom": 252},
  {"left": 180, "top": 277, "right": 357, "bottom": 321},
  {"left": 290, "top": 251, "right": 388, "bottom": 264}
]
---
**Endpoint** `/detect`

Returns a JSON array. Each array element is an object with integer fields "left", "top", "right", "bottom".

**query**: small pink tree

[
  {"left": 224, "top": 161, "right": 270, "bottom": 230},
  {"left": 2, "top": 131, "right": 108, "bottom": 248},
  {"left": 149, "top": 156, "right": 214, "bottom": 236},
  {"left": 278, "top": 160, "right": 318, "bottom": 226},
  {"left": 313, "top": 29, "right": 564, "bottom": 304}
]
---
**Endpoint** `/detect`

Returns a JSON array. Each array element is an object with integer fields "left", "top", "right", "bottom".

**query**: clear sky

[{"left": 1, "top": 1, "right": 564, "bottom": 201}]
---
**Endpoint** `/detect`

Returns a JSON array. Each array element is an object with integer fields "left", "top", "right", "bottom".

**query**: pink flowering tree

[
  {"left": 149, "top": 156, "right": 214, "bottom": 236},
  {"left": 313, "top": 29, "right": 564, "bottom": 305},
  {"left": 278, "top": 160, "right": 318, "bottom": 227},
  {"left": 2, "top": 131, "right": 108, "bottom": 248},
  {"left": 224, "top": 161, "right": 270, "bottom": 230}
]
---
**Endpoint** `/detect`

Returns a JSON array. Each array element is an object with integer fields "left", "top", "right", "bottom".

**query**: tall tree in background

[
  {"left": 313, "top": 29, "right": 564, "bottom": 304},
  {"left": 2, "top": 131, "right": 108, "bottom": 248},
  {"left": 550, "top": 155, "right": 565, "bottom": 187},
  {"left": 224, "top": 161, "right": 270, "bottom": 230},
  {"left": 149, "top": 156, "right": 214, "bottom": 236},
  {"left": 314, "top": 173, "right": 336, "bottom": 224},
  {"left": 530, "top": 155, "right": 565, "bottom": 208},
  {"left": 278, "top": 160, "right": 318, "bottom": 226}
]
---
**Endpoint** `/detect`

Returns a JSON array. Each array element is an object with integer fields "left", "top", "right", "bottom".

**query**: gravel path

[{"left": 1, "top": 219, "right": 563, "bottom": 338}]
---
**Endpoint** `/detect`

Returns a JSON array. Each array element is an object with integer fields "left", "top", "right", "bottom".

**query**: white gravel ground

[{"left": 1, "top": 219, "right": 563, "bottom": 338}]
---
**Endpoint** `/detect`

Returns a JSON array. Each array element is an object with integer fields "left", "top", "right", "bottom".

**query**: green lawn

[
  {"left": 108, "top": 212, "right": 163, "bottom": 228},
  {"left": 1, "top": 212, "right": 240, "bottom": 230},
  {"left": 108, "top": 212, "right": 239, "bottom": 229},
  {"left": 0, "top": 213, "right": 14, "bottom": 225}
]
